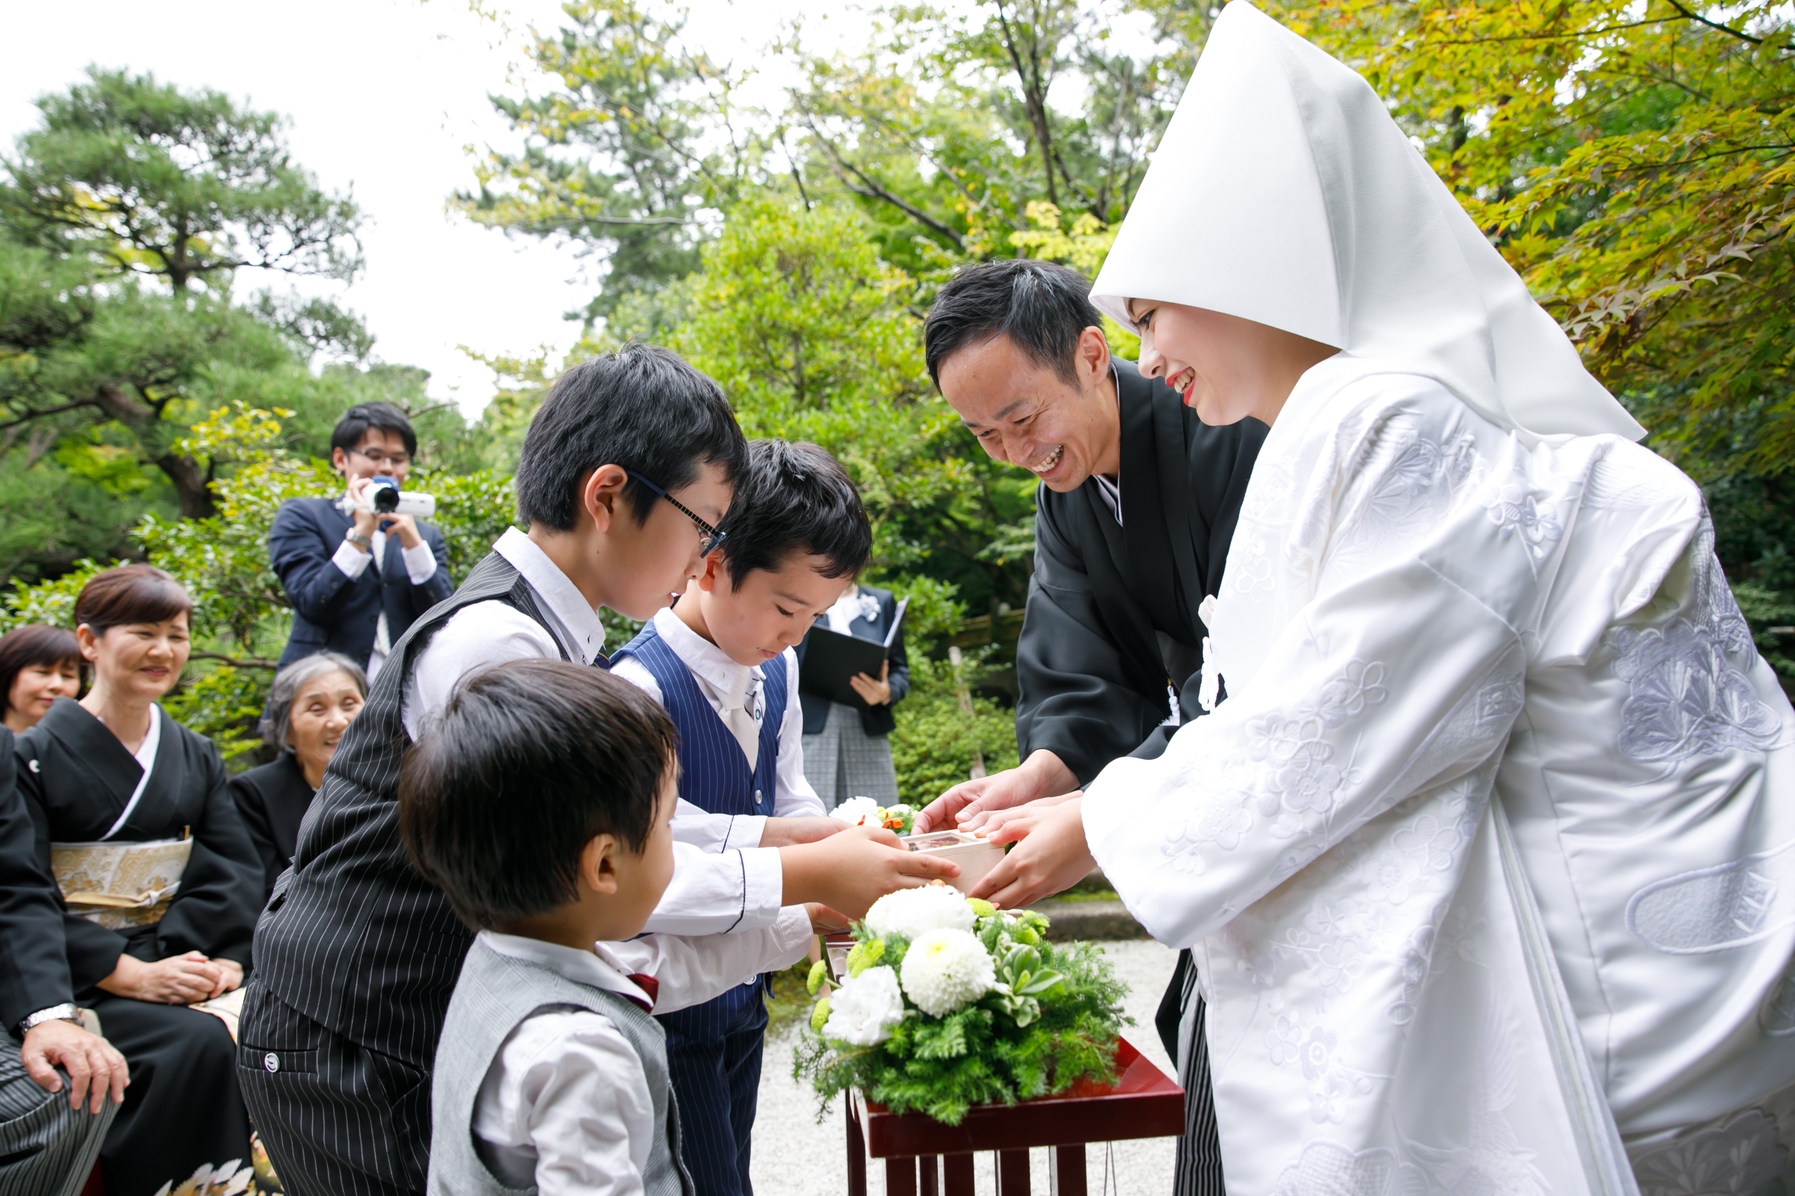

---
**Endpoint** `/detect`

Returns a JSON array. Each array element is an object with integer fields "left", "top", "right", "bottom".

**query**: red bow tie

[{"left": 626, "top": 974, "right": 659, "bottom": 1012}]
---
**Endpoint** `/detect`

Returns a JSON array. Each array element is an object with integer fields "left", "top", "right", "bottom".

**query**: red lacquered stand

[{"left": 844, "top": 1036, "right": 1183, "bottom": 1196}]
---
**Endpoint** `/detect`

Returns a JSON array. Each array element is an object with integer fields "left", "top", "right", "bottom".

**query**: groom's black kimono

[
  {"left": 1013, "top": 357, "right": 1264, "bottom": 1196},
  {"left": 1016, "top": 357, "right": 1265, "bottom": 779}
]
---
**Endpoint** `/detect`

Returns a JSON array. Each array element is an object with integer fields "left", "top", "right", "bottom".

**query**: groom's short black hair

[
  {"left": 924, "top": 260, "right": 1101, "bottom": 388},
  {"left": 514, "top": 343, "right": 747, "bottom": 531}
]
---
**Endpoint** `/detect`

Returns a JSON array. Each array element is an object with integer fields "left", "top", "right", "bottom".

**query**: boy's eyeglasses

[{"left": 628, "top": 472, "right": 727, "bottom": 556}]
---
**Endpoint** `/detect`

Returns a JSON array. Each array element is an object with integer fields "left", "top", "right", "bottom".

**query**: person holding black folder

[{"left": 796, "top": 583, "right": 909, "bottom": 808}]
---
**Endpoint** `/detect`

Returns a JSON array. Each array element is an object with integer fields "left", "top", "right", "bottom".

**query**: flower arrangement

[
  {"left": 833, "top": 796, "right": 917, "bottom": 835},
  {"left": 794, "top": 883, "right": 1129, "bottom": 1125}
]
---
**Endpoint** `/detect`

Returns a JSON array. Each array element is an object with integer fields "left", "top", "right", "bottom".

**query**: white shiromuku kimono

[{"left": 1081, "top": 4, "right": 1795, "bottom": 1193}]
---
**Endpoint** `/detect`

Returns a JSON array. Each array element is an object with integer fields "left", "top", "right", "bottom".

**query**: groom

[{"left": 915, "top": 259, "right": 1264, "bottom": 1195}]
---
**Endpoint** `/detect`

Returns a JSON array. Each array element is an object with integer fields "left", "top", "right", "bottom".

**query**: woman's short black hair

[
  {"left": 923, "top": 259, "right": 1102, "bottom": 388},
  {"left": 717, "top": 440, "right": 871, "bottom": 589},
  {"left": 74, "top": 565, "right": 192, "bottom": 637},
  {"left": 514, "top": 344, "right": 748, "bottom": 531},
  {"left": 397, "top": 658, "right": 678, "bottom": 930},
  {"left": 0, "top": 625, "right": 81, "bottom": 713},
  {"left": 331, "top": 402, "right": 418, "bottom": 459}
]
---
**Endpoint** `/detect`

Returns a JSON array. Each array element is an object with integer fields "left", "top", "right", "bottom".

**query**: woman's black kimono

[
  {"left": 12, "top": 698, "right": 262, "bottom": 1196},
  {"left": 227, "top": 752, "right": 316, "bottom": 905}
]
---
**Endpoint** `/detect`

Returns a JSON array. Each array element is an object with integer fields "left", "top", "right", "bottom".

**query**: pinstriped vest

[
  {"left": 610, "top": 620, "right": 787, "bottom": 1029},
  {"left": 251, "top": 552, "right": 576, "bottom": 1068},
  {"left": 428, "top": 939, "right": 691, "bottom": 1196}
]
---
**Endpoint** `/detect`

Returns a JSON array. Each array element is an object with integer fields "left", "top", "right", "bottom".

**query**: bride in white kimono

[{"left": 963, "top": 4, "right": 1795, "bottom": 1192}]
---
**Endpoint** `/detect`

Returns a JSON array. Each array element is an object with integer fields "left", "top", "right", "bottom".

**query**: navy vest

[
  {"left": 612, "top": 619, "right": 787, "bottom": 819},
  {"left": 612, "top": 618, "right": 789, "bottom": 1034}
]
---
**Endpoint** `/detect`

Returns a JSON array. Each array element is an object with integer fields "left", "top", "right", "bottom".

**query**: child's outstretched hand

[
  {"left": 779, "top": 824, "right": 960, "bottom": 918},
  {"left": 760, "top": 816, "right": 842, "bottom": 847},
  {"left": 804, "top": 903, "right": 853, "bottom": 934}
]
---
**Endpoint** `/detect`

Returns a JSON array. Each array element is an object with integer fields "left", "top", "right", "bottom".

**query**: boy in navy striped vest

[{"left": 611, "top": 441, "right": 875, "bottom": 1196}]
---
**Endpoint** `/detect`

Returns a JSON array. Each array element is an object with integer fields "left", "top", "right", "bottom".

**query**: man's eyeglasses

[
  {"left": 629, "top": 473, "right": 727, "bottom": 556},
  {"left": 349, "top": 447, "right": 411, "bottom": 469}
]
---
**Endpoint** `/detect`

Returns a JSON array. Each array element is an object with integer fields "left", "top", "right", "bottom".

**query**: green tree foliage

[
  {"left": 0, "top": 69, "right": 368, "bottom": 523},
  {"left": 652, "top": 196, "right": 1038, "bottom": 609},
  {"left": 454, "top": 0, "right": 764, "bottom": 321},
  {"left": 788, "top": 1, "right": 1185, "bottom": 270},
  {"left": 888, "top": 650, "right": 1022, "bottom": 805}
]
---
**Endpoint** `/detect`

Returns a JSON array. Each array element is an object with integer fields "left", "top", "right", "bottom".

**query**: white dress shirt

[
  {"left": 610, "top": 609, "right": 824, "bottom": 927},
  {"left": 822, "top": 584, "right": 882, "bottom": 635},
  {"left": 470, "top": 917, "right": 811, "bottom": 1195},
  {"left": 400, "top": 528, "right": 789, "bottom": 936},
  {"left": 331, "top": 529, "right": 439, "bottom": 682}
]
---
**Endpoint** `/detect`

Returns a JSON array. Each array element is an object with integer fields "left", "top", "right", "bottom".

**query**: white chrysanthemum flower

[
  {"left": 833, "top": 796, "right": 881, "bottom": 827},
  {"left": 821, "top": 965, "right": 906, "bottom": 1045},
  {"left": 900, "top": 928, "right": 996, "bottom": 1016},
  {"left": 865, "top": 885, "right": 976, "bottom": 941}
]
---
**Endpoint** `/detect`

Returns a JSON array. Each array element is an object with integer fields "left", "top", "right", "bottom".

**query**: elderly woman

[
  {"left": 959, "top": 6, "right": 1795, "bottom": 1192},
  {"left": 0, "top": 625, "right": 82, "bottom": 733},
  {"left": 10, "top": 565, "right": 260, "bottom": 1195},
  {"left": 228, "top": 652, "right": 366, "bottom": 903}
]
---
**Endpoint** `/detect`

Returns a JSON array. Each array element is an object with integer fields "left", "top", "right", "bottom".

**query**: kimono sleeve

[
  {"left": 1084, "top": 423, "right": 1544, "bottom": 948},
  {"left": 11, "top": 732, "right": 132, "bottom": 989},
  {"left": 0, "top": 729, "right": 75, "bottom": 1029},
  {"left": 1015, "top": 497, "right": 1174, "bottom": 785},
  {"left": 155, "top": 736, "right": 264, "bottom": 967}
]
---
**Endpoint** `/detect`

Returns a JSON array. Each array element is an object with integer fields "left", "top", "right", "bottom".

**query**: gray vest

[{"left": 427, "top": 938, "right": 692, "bottom": 1196}]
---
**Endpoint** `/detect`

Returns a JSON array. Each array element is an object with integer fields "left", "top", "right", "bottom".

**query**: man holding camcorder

[{"left": 268, "top": 403, "right": 452, "bottom": 678}]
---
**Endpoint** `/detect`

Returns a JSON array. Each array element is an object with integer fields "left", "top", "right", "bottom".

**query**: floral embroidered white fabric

[{"left": 1081, "top": 358, "right": 1795, "bottom": 1195}]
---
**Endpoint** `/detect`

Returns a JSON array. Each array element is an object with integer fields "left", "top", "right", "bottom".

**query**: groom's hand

[
  {"left": 916, "top": 749, "right": 1078, "bottom": 833},
  {"left": 971, "top": 796, "right": 1094, "bottom": 910}
]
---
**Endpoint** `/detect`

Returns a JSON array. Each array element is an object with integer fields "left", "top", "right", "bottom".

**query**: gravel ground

[{"left": 751, "top": 939, "right": 1181, "bottom": 1196}]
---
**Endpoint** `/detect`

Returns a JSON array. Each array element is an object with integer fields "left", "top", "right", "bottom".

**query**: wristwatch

[
  {"left": 17, "top": 1003, "right": 81, "bottom": 1036},
  {"left": 345, "top": 528, "right": 373, "bottom": 550}
]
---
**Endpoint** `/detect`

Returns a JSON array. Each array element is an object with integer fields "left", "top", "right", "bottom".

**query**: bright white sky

[{"left": 0, "top": 0, "right": 880, "bottom": 415}]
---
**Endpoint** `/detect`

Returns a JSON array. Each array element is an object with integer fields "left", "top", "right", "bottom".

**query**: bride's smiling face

[
  {"left": 1129, "top": 299, "right": 1245, "bottom": 424},
  {"left": 1128, "top": 298, "right": 1338, "bottom": 427}
]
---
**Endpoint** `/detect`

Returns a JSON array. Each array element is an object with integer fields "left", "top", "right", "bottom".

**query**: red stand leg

[
  {"left": 919, "top": 1155, "right": 940, "bottom": 1196},
  {"left": 1051, "top": 1144, "right": 1087, "bottom": 1196},
  {"left": 943, "top": 1153, "right": 976, "bottom": 1196},
  {"left": 998, "top": 1149, "right": 1032, "bottom": 1195},
  {"left": 846, "top": 1101, "right": 867, "bottom": 1196},
  {"left": 886, "top": 1157, "right": 919, "bottom": 1196}
]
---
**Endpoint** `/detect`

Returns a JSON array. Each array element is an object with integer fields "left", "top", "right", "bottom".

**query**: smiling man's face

[{"left": 935, "top": 326, "right": 1121, "bottom": 492}]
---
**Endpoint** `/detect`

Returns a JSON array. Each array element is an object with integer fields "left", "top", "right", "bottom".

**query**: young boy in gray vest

[
  {"left": 401, "top": 658, "right": 831, "bottom": 1196},
  {"left": 610, "top": 441, "right": 918, "bottom": 1196}
]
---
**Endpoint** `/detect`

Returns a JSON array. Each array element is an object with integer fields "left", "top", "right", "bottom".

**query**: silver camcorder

[{"left": 337, "top": 475, "right": 437, "bottom": 519}]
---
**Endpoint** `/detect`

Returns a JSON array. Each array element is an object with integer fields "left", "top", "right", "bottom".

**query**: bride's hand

[
  {"left": 970, "top": 796, "right": 1095, "bottom": 909},
  {"left": 979, "top": 792, "right": 1079, "bottom": 846}
]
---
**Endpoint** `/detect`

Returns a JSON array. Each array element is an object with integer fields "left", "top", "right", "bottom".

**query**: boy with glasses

[
  {"left": 239, "top": 347, "right": 956, "bottom": 1196},
  {"left": 268, "top": 402, "right": 453, "bottom": 677}
]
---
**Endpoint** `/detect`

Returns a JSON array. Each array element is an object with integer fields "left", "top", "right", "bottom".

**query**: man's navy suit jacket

[{"left": 268, "top": 497, "right": 454, "bottom": 670}]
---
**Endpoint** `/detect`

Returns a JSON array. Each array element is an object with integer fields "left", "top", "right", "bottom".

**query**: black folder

[{"left": 798, "top": 598, "right": 908, "bottom": 709}]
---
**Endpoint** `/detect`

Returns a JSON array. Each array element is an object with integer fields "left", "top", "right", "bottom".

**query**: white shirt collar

[
  {"left": 493, "top": 527, "right": 608, "bottom": 665},
  {"left": 477, "top": 929, "right": 654, "bottom": 1008},
  {"left": 650, "top": 606, "right": 761, "bottom": 701}
]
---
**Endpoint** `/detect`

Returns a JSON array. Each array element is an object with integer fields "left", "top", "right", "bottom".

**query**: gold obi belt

[{"left": 51, "top": 835, "right": 192, "bottom": 930}]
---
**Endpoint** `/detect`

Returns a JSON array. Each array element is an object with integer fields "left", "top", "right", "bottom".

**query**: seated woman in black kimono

[
  {"left": 11, "top": 565, "right": 261, "bottom": 1196},
  {"left": 229, "top": 651, "right": 365, "bottom": 903}
]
